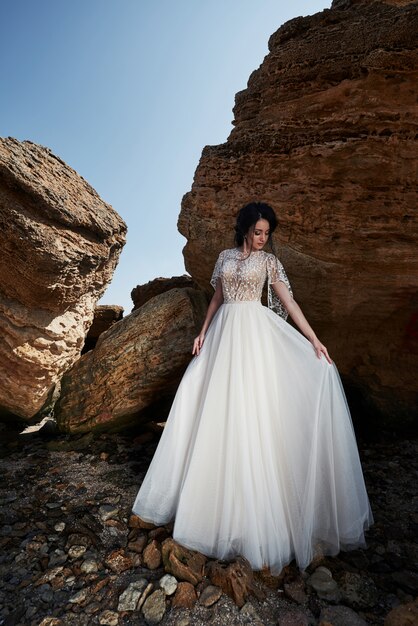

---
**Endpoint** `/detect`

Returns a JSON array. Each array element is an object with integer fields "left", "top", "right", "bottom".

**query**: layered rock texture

[
  {"left": 0, "top": 138, "right": 126, "bottom": 420},
  {"left": 83, "top": 305, "right": 124, "bottom": 353},
  {"left": 55, "top": 288, "right": 207, "bottom": 433},
  {"left": 131, "top": 275, "right": 199, "bottom": 311},
  {"left": 178, "top": 0, "right": 418, "bottom": 428}
]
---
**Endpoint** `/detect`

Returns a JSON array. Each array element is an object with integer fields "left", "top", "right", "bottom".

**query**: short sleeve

[
  {"left": 210, "top": 250, "right": 225, "bottom": 290},
  {"left": 266, "top": 254, "right": 293, "bottom": 321}
]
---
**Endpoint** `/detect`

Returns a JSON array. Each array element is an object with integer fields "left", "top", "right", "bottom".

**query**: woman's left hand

[{"left": 311, "top": 338, "right": 333, "bottom": 364}]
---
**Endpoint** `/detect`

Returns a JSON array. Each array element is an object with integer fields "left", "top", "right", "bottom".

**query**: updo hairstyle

[{"left": 234, "top": 202, "right": 278, "bottom": 249}]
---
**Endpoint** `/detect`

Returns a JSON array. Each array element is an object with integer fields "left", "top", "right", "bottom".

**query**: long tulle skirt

[{"left": 132, "top": 301, "right": 374, "bottom": 574}]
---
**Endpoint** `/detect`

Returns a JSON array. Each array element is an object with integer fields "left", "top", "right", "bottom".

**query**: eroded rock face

[
  {"left": 83, "top": 305, "right": 124, "bottom": 353},
  {"left": 178, "top": 0, "right": 418, "bottom": 429},
  {"left": 131, "top": 275, "right": 198, "bottom": 311},
  {"left": 55, "top": 288, "right": 207, "bottom": 433},
  {"left": 0, "top": 138, "right": 126, "bottom": 420}
]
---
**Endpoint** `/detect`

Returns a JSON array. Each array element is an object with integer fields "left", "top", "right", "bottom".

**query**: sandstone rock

[
  {"left": 205, "top": 556, "right": 266, "bottom": 608},
  {"left": 55, "top": 287, "right": 207, "bottom": 433},
  {"left": 384, "top": 598, "right": 418, "bottom": 625},
  {"left": 198, "top": 584, "right": 223, "bottom": 606},
  {"left": 143, "top": 539, "right": 162, "bottom": 570},
  {"left": 171, "top": 581, "right": 197, "bottom": 608},
  {"left": 161, "top": 538, "right": 206, "bottom": 585},
  {"left": 83, "top": 305, "right": 124, "bottom": 353},
  {"left": 131, "top": 275, "right": 199, "bottom": 310},
  {"left": 178, "top": 0, "right": 418, "bottom": 429},
  {"left": 0, "top": 137, "right": 126, "bottom": 421},
  {"left": 104, "top": 549, "right": 133, "bottom": 574}
]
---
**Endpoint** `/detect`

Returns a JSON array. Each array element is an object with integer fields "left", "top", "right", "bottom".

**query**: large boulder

[
  {"left": 55, "top": 287, "right": 207, "bottom": 433},
  {"left": 131, "top": 275, "right": 199, "bottom": 311},
  {"left": 0, "top": 138, "right": 126, "bottom": 421},
  {"left": 178, "top": 0, "right": 418, "bottom": 430},
  {"left": 82, "top": 305, "right": 124, "bottom": 353}
]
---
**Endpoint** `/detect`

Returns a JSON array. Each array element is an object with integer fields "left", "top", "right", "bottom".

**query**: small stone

[
  {"left": 69, "top": 588, "right": 89, "bottom": 604},
  {"left": 127, "top": 534, "right": 147, "bottom": 554},
  {"left": 99, "top": 504, "right": 120, "bottom": 521},
  {"left": 129, "top": 514, "right": 156, "bottom": 529},
  {"left": 54, "top": 522, "right": 65, "bottom": 532},
  {"left": 142, "top": 589, "right": 166, "bottom": 624},
  {"left": 159, "top": 573, "right": 178, "bottom": 596},
  {"left": 240, "top": 601, "right": 264, "bottom": 625},
  {"left": 117, "top": 579, "right": 148, "bottom": 611},
  {"left": 143, "top": 540, "right": 162, "bottom": 570},
  {"left": 38, "top": 619, "right": 63, "bottom": 626},
  {"left": 67, "top": 545, "right": 87, "bottom": 559},
  {"left": 198, "top": 584, "right": 223, "bottom": 607},
  {"left": 171, "top": 581, "right": 197, "bottom": 608},
  {"left": 307, "top": 566, "right": 341, "bottom": 602},
  {"left": 104, "top": 548, "right": 133, "bottom": 573},
  {"left": 99, "top": 610, "right": 119, "bottom": 626},
  {"left": 319, "top": 604, "right": 368, "bottom": 625},
  {"left": 80, "top": 558, "right": 99, "bottom": 573}
]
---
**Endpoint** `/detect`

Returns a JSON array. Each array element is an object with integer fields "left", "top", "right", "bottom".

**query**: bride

[{"left": 132, "top": 201, "right": 374, "bottom": 575}]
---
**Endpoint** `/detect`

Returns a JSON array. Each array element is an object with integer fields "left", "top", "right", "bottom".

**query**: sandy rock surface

[
  {"left": 0, "top": 138, "right": 126, "bottom": 421},
  {"left": 178, "top": 0, "right": 418, "bottom": 428}
]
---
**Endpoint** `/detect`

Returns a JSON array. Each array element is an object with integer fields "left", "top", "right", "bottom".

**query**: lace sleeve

[
  {"left": 266, "top": 254, "right": 293, "bottom": 321},
  {"left": 210, "top": 250, "right": 225, "bottom": 290}
]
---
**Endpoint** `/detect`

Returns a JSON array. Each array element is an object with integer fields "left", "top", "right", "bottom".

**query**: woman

[{"left": 132, "top": 202, "right": 374, "bottom": 575}]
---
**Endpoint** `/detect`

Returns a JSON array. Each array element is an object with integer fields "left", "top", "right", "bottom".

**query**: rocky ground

[{"left": 0, "top": 420, "right": 417, "bottom": 626}]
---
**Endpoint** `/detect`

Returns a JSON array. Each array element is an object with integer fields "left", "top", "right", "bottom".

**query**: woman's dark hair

[{"left": 234, "top": 202, "right": 278, "bottom": 250}]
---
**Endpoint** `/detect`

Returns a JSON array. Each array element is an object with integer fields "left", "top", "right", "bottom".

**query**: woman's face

[{"left": 246, "top": 218, "right": 270, "bottom": 251}]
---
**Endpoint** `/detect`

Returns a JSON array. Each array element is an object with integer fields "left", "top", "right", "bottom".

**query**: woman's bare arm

[
  {"left": 192, "top": 279, "right": 224, "bottom": 355},
  {"left": 271, "top": 281, "right": 333, "bottom": 363}
]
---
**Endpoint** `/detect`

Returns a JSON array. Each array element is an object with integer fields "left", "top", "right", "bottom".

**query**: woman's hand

[
  {"left": 192, "top": 331, "right": 206, "bottom": 356},
  {"left": 311, "top": 337, "right": 333, "bottom": 364}
]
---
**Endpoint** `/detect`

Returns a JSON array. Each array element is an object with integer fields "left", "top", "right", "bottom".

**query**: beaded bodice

[{"left": 210, "top": 248, "right": 293, "bottom": 320}]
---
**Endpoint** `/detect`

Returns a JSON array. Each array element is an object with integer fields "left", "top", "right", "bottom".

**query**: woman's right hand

[{"left": 192, "top": 331, "right": 206, "bottom": 356}]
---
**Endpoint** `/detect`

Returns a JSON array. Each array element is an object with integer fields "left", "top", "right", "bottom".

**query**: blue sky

[{"left": 1, "top": 0, "right": 331, "bottom": 312}]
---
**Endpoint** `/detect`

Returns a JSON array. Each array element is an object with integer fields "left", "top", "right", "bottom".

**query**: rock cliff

[
  {"left": 0, "top": 138, "right": 126, "bottom": 420},
  {"left": 178, "top": 0, "right": 418, "bottom": 428}
]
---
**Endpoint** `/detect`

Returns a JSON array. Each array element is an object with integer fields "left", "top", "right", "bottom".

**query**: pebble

[
  {"left": 159, "top": 573, "right": 178, "bottom": 595},
  {"left": 142, "top": 588, "right": 166, "bottom": 624},
  {"left": 306, "top": 566, "right": 342, "bottom": 602},
  {"left": 98, "top": 610, "right": 119, "bottom": 626},
  {"left": 117, "top": 578, "right": 148, "bottom": 611},
  {"left": 68, "top": 545, "right": 87, "bottom": 559},
  {"left": 80, "top": 558, "right": 99, "bottom": 573},
  {"left": 198, "top": 583, "right": 223, "bottom": 606}
]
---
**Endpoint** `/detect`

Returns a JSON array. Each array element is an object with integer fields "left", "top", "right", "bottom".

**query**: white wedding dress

[{"left": 132, "top": 248, "right": 374, "bottom": 574}]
